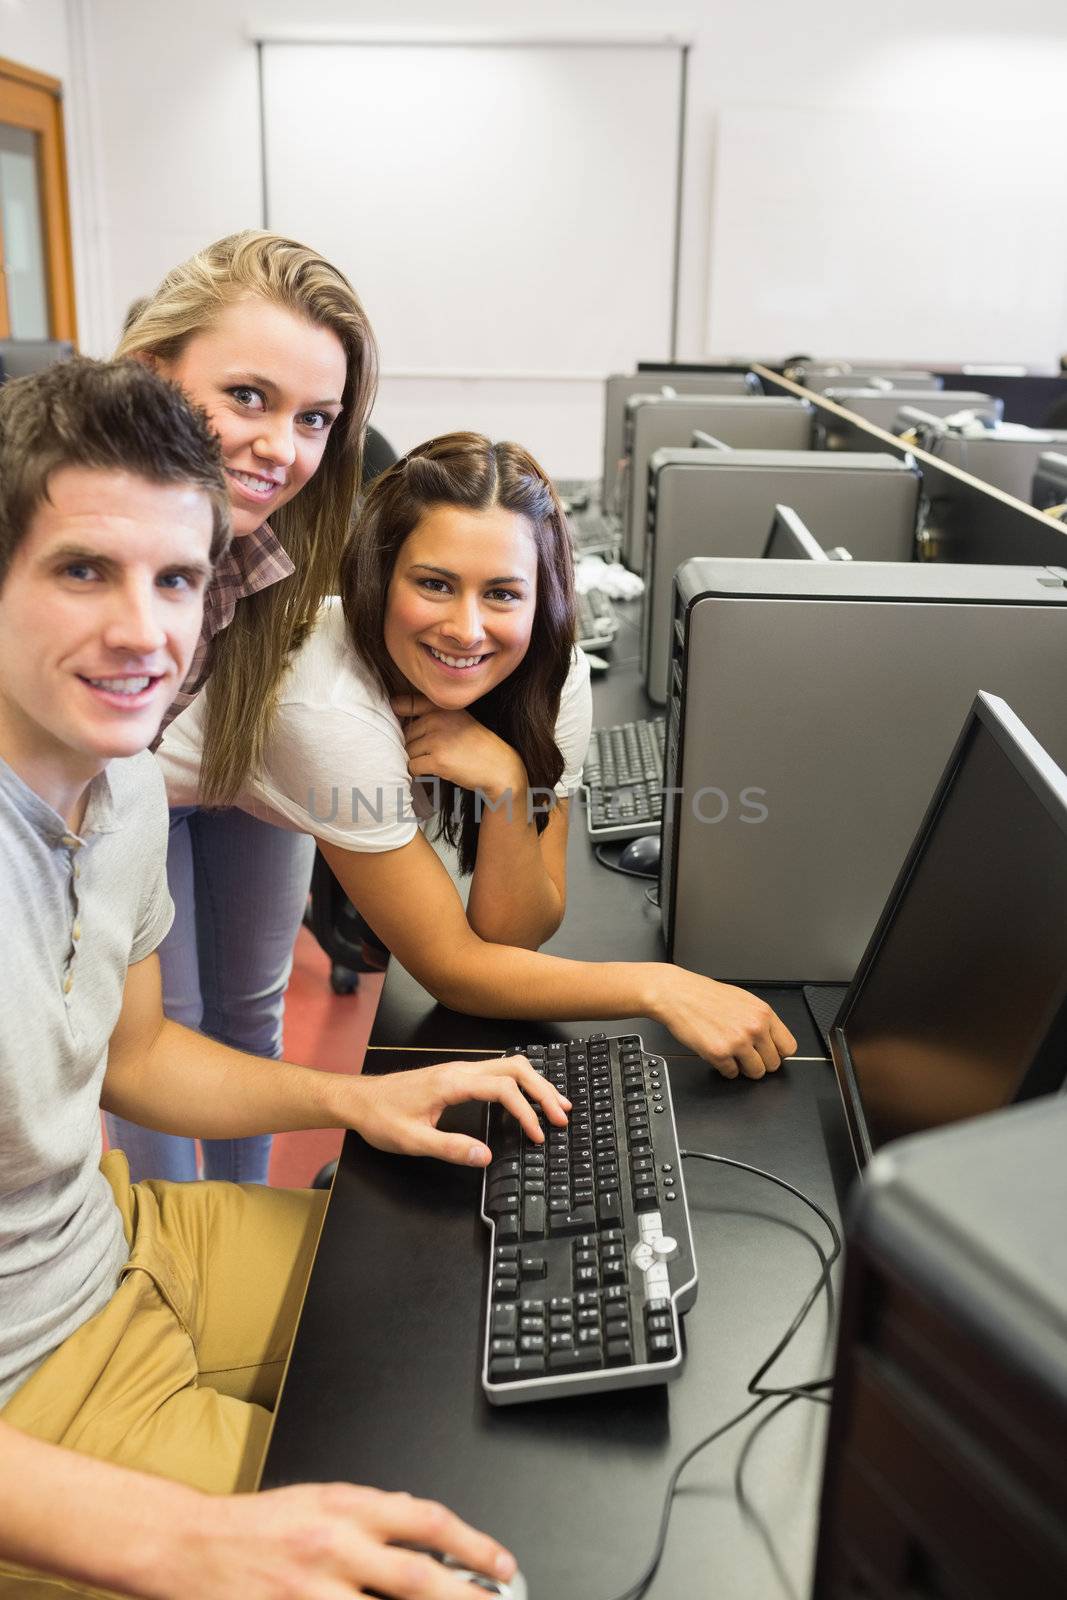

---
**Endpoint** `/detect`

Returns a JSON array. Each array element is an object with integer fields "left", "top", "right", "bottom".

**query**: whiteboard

[
  {"left": 262, "top": 42, "right": 681, "bottom": 378},
  {"left": 706, "top": 104, "right": 1067, "bottom": 368}
]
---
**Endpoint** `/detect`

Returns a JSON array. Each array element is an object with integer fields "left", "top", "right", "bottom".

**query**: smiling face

[
  {"left": 383, "top": 503, "right": 539, "bottom": 708},
  {"left": 155, "top": 296, "right": 347, "bottom": 537},
  {"left": 0, "top": 465, "right": 214, "bottom": 813}
]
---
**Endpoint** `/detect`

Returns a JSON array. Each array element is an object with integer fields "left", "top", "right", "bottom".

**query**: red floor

[{"left": 269, "top": 927, "right": 384, "bottom": 1187}]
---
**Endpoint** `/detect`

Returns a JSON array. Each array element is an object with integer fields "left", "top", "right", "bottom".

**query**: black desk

[{"left": 262, "top": 605, "right": 854, "bottom": 1600}]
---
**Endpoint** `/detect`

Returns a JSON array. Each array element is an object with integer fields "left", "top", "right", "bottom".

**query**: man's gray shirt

[{"left": 0, "top": 752, "right": 173, "bottom": 1406}]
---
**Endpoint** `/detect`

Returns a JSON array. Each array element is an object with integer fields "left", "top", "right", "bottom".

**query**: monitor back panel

[
  {"left": 642, "top": 452, "right": 919, "bottom": 703},
  {"left": 802, "top": 368, "right": 942, "bottom": 394},
  {"left": 601, "top": 371, "right": 758, "bottom": 515},
  {"left": 625, "top": 397, "right": 813, "bottom": 571},
  {"left": 0, "top": 339, "right": 75, "bottom": 377},
  {"left": 929, "top": 432, "right": 1067, "bottom": 504},
  {"left": 824, "top": 387, "right": 1003, "bottom": 430},
  {"left": 1034, "top": 451, "right": 1067, "bottom": 511},
  {"left": 660, "top": 560, "right": 1067, "bottom": 983}
]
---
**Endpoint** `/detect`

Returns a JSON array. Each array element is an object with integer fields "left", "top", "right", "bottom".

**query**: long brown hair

[
  {"left": 340, "top": 432, "right": 577, "bottom": 873},
  {"left": 117, "top": 230, "right": 378, "bottom": 804}
]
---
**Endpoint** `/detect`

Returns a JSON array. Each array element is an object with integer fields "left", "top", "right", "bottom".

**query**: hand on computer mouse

[
  {"left": 403, "top": 1549, "right": 528, "bottom": 1597},
  {"left": 167, "top": 1482, "right": 519, "bottom": 1600},
  {"left": 643, "top": 965, "right": 798, "bottom": 1078}
]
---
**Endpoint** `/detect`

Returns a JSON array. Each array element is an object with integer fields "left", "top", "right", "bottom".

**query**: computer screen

[
  {"left": 835, "top": 693, "right": 1067, "bottom": 1164},
  {"left": 761, "top": 504, "right": 828, "bottom": 561},
  {"left": 0, "top": 339, "right": 75, "bottom": 377}
]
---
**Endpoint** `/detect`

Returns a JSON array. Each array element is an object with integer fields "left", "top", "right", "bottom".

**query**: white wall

[
  {"left": 8, "top": 0, "right": 1067, "bottom": 467},
  {"left": 0, "top": 0, "right": 70, "bottom": 77}
]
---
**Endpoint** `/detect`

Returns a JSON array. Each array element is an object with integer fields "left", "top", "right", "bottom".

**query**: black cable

[
  {"left": 681, "top": 1149, "right": 841, "bottom": 1401},
  {"left": 597, "top": 1150, "right": 841, "bottom": 1600}
]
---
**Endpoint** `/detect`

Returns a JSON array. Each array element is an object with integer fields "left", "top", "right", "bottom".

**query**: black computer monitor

[
  {"left": 830, "top": 691, "right": 1067, "bottom": 1168},
  {"left": 761, "top": 503, "right": 829, "bottom": 561},
  {"left": 0, "top": 339, "right": 75, "bottom": 378}
]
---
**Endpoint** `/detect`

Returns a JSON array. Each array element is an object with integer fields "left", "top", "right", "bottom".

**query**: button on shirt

[{"left": 0, "top": 752, "right": 174, "bottom": 1405}]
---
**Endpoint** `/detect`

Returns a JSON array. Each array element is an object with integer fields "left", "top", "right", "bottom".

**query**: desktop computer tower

[
  {"left": 812, "top": 1096, "right": 1067, "bottom": 1599},
  {"left": 801, "top": 367, "right": 942, "bottom": 395},
  {"left": 906, "top": 426, "right": 1067, "bottom": 504},
  {"left": 623, "top": 396, "right": 814, "bottom": 572},
  {"left": 660, "top": 559, "right": 1067, "bottom": 983},
  {"left": 601, "top": 370, "right": 760, "bottom": 515},
  {"left": 1032, "top": 451, "right": 1067, "bottom": 512},
  {"left": 823, "top": 388, "right": 1003, "bottom": 432},
  {"left": 641, "top": 451, "right": 920, "bottom": 704}
]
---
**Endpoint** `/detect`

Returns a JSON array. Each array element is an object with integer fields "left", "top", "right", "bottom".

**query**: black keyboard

[
  {"left": 576, "top": 588, "right": 619, "bottom": 651},
  {"left": 568, "top": 510, "right": 621, "bottom": 559},
  {"left": 554, "top": 477, "right": 599, "bottom": 511},
  {"left": 481, "top": 1033, "right": 697, "bottom": 1405},
  {"left": 583, "top": 717, "right": 666, "bottom": 841}
]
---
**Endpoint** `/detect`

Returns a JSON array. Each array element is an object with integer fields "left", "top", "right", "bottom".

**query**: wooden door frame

[{"left": 0, "top": 54, "right": 78, "bottom": 343}]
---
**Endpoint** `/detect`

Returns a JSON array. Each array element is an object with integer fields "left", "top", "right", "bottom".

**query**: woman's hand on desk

[
  {"left": 343, "top": 1054, "right": 570, "bottom": 1166},
  {"left": 645, "top": 966, "right": 798, "bottom": 1079}
]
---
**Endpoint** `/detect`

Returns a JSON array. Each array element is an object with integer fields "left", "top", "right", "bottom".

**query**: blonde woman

[{"left": 104, "top": 231, "right": 377, "bottom": 1184}]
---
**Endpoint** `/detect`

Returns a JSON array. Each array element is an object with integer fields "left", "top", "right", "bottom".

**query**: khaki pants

[{"left": 0, "top": 1152, "right": 326, "bottom": 1597}]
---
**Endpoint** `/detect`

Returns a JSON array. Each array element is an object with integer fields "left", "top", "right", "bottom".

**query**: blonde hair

[{"left": 117, "top": 230, "right": 378, "bottom": 804}]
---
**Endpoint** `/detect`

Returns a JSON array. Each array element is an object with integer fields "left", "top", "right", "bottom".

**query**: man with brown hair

[{"left": 0, "top": 359, "right": 555, "bottom": 1597}]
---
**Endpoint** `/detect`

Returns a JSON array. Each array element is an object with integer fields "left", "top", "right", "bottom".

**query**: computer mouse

[
  {"left": 617, "top": 833, "right": 660, "bottom": 875},
  {"left": 379, "top": 1551, "right": 527, "bottom": 1598}
]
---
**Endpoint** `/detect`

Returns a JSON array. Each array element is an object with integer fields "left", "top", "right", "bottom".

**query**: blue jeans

[{"left": 105, "top": 807, "right": 315, "bottom": 1184}]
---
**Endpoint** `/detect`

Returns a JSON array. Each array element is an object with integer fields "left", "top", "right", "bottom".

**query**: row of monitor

[{"left": 602, "top": 360, "right": 1067, "bottom": 1600}]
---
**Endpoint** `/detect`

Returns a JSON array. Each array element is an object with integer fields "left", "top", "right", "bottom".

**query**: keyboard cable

[{"left": 597, "top": 1150, "right": 842, "bottom": 1600}]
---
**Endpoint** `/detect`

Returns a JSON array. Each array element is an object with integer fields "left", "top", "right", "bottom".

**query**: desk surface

[{"left": 262, "top": 604, "right": 853, "bottom": 1600}]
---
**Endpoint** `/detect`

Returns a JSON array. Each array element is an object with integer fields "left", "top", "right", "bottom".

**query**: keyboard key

[
  {"left": 548, "top": 1348, "right": 599, "bottom": 1373},
  {"left": 490, "top": 1355, "right": 546, "bottom": 1380},
  {"left": 549, "top": 1207, "right": 596, "bottom": 1236},
  {"left": 523, "top": 1196, "right": 546, "bottom": 1236}
]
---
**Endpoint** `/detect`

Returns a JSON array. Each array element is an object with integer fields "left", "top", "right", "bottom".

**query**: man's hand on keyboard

[
  {"left": 646, "top": 967, "right": 798, "bottom": 1078},
  {"left": 346, "top": 1054, "right": 570, "bottom": 1166}
]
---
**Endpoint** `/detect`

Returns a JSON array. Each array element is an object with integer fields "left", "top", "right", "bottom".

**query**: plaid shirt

[{"left": 158, "top": 523, "right": 295, "bottom": 736}]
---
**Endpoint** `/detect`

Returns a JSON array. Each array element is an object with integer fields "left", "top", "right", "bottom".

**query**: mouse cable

[
  {"left": 681, "top": 1150, "right": 842, "bottom": 1403},
  {"left": 594, "top": 844, "right": 658, "bottom": 880},
  {"left": 597, "top": 1152, "right": 841, "bottom": 1600}
]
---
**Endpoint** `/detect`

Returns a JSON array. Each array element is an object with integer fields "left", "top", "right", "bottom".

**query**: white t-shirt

[{"left": 157, "top": 597, "right": 593, "bottom": 852}]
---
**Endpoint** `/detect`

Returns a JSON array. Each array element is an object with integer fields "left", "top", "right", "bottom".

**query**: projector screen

[{"left": 261, "top": 39, "right": 683, "bottom": 472}]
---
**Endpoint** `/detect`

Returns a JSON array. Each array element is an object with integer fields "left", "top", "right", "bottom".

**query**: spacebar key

[{"left": 548, "top": 1206, "right": 596, "bottom": 1236}]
